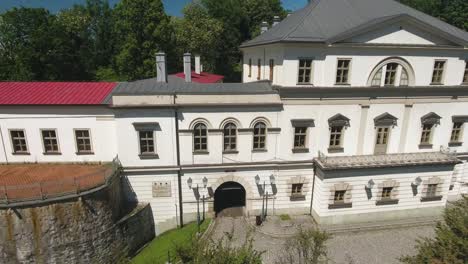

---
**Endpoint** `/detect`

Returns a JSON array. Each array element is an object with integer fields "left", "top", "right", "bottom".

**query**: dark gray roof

[
  {"left": 241, "top": 0, "right": 468, "bottom": 48},
  {"left": 103, "top": 79, "right": 275, "bottom": 103}
]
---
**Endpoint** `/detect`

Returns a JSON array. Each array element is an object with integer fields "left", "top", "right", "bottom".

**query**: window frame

[
  {"left": 193, "top": 123, "right": 208, "bottom": 153},
  {"left": 334, "top": 190, "right": 346, "bottom": 204},
  {"left": 420, "top": 123, "right": 434, "bottom": 146},
  {"left": 293, "top": 126, "right": 308, "bottom": 149},
  {"left": 248, "top": 58, "right": 252, "bottom": 77},
  {"left": 463, "top": 60, "right": 468, "bottom": 84},
  {"left": 297, "top": 58, "right": 314, "bottom": 85},
  {"left": 335, "top": 58, "right": 352, "bottom": 85},
  {"left": 291, "top": 183, "right": 304, "bottom": 196},
  {"left": 138, "top": 130, "right": 156, "bottom": 156},
  {"left": 269, "top": 59, "right": 274, "bottom": 81},
  {"left": 449, "top": 122, "right": 464, "bottom": 144},
  {"left": 374, "top": 126, "right": 391, "bottom": 155},
  {"left": 74, "top": 129, "right": 94, "bottom": 155},
  {"left": 431, "top": 60, "right": 446, "bottom": 85},
  {"left": 381, "top": 187, "right": 393, "bottom": 200},
  {"left": 9, "top": 129, "right": 29, "bottom": 154},
  {"left": 223, "top": 123, "right": 237, "bottom": 152},
  {"left": 384, "top": 63, "right": 399, "bottom": 86},
  {"left": 426, "top": 184, "right": 438, "bottom": 197},
  {"left": 252, "top": 122, "right": 267, "bottom": 151},
  {"left": 40, "top": 129, "right": 61, "bottom": 155},
  {"left": 257, "top": 58, "right": 261, "bottom": 80},
  {"left": 329, "top": 125, "right": 344, "bottom": 149}
]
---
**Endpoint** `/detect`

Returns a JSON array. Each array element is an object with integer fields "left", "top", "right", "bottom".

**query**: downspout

[
  {"left": 309, "top": 161, "right": 317, "bottom": 216},
  {"left": 174, "top": 95, "right": 184, "bottom": 227},
  {"left": 0, "top": 127, "right": 9, "bottom": 164}
]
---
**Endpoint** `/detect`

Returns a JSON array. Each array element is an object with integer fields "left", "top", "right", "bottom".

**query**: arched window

[
  {"left": 193, "top": 123, "right": 207, "bottom": 152},
  {"left": 223, "top": 123, "right": 237, "bottom": 151},
  {"left": 368, "top": 58, "right": 414, "bottom": 87},
  {"left": 253, "top": 122, "right": 267, "bottom": 150}
]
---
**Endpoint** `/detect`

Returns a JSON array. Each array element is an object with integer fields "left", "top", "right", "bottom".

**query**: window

[
  {"left": 381, "top": 187, "right": 393, "bottom": 200},
  {"left": 427, "top": 184, "right": 437, "bottom": 197},
  {"left": 291, "top": 183, "right": 303, "bottom": 196},
  {"left": 329, "top": 126, "right": 343, "bottom": 148},
  {"left": 75, "top": 129, "right": 93, "bottom": 154},
  {"left": 375, "top": 127, "right": 389, "bottom": 145},
  {"left": 193, "top": 123, "right": 208, "bottom": 152},
  {"left": 223, "top": 123, "right": 237, "bottom": 151},
  {"left": 371, "top": 68, "right": 383, "bottom": 86},
  {"left": 431, "top": 60, "right": 446, "bottom": 84},
  {"left": 10, "top": 130, "right": 28, "bottom": 154},
  {"left": 297, "top": 59, "right": 313, "bottom": 84},
  {"left": 139, "top": 131, "right": 155, "bottom": 155},
  {"left": 420, "top": 124, "right": 434, "bottom": 144},
  {"left": 384, "top": 63, "right": 398, "bottom": 85},
  {"left": 463, "top": 61, "right": 468, "bottom": 84},
  {"left": 248, "top": 58, "right": 252, "bottom": 77},
  {"left": 450, "top": 122, "right": 463, "bottom": 143},
  {"left": 257, "top": 59, "right": 261, "bottom": 80},
  {"left": 41, "top": 129, "right": 60, "bottom": 154},
  {"left": 269, "top": 59, "right": 274, "bottom": 81},
  {"left": 294, "top": 127, "right": 307, "bottom": 149},
  {"left": 336, "top": 59, "right": 351, "bottom": 84},
  {"left": 400, "top": 68, "right": 409, "bottom": 86},
  {"left": 334, "top": 190, "right": 346, "bottom": 203},
  {"left": 253, "top": 122, "right": 267, "bottom": 150}
]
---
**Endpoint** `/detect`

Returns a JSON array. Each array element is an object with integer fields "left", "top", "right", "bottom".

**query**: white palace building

[{"left": 1, "top": 0, "right": 468, "bottom": 234}]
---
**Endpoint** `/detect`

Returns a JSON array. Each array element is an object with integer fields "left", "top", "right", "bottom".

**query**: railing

[{"left": 0, "top": 156, "right": 122, "bottom": 207}]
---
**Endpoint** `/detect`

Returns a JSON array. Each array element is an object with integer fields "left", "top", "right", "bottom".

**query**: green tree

[
  {"left": 276, "top": 228, "right": 331, "bottom": 264},
  {"left": 400, "top": 196, "right": 468, "bottom": 264},
  {"left": 113, "top": 0, "right": 174, "bottom": 81}
]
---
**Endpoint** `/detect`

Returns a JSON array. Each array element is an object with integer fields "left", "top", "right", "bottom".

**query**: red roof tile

[
  {"left": 173, "top": 71, "right": 224, "bottom": 83},
  {"left": 0, "top": 82, "right": 117, "bottom": 105}
]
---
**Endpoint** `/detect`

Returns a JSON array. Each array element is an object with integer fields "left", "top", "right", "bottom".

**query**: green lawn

[{"left": 131, "top": 219, "right": 212, "bottom": 264}]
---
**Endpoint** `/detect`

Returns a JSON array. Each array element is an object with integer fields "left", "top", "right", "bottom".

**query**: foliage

[
  {"left": 276, "top": 228, "right": 331, "bottom": 264},
  {"left": 280, "top": 214, "right": 291, "bottom": 221},
  {"left": 400, "top": 196, "right": 468, "bottom": 264},
  {"left": 131, "top": 219, "right": 211, "bottom": 264}
]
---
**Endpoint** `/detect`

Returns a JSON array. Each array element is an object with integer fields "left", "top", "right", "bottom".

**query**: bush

[{"left": 276, "top": 228, "right": 331, "bottom": 264}]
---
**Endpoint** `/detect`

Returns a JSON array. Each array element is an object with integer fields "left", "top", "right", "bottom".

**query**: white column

[
  {"left": 357, "top": 104, "right": 370, "bottom": 155},
  {"left": 398, "top": 104, "right": 413, "bottom": 153}
]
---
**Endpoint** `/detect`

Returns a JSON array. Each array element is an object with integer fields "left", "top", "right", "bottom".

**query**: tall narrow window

[
  {"left": 223, "top": 123, "right": 237, "bottom": 151},
  {"left": 329, "top": 126, "right": 343, "bottom": 148},
  {"left": 384, "top": 63, "right": 398, "bottom": 85},
  {"left": 374, "top": 127, "right": 390, "bottom": 155},
  {"left": 253, "top": 122, "right": 266, "bottom": 150},
  {"left": 75, "top": 129, "right": 93, "bottom": 154},
  {"left": 269, "top": 59, "right": 274, "bottom": 81},
  {"left": 41, "top": 129, "right": 60, "bottom": 154},
  {"left": 431, "top": 60, "right": 446, "bottom": 84},
  {"left": 450, "top": 122, "right": 463, "bottom": 143},
  {"left": 297, "top": 59, "right": 313, "bottom": 84},
  {"left": 139, "top": 131, "right": 155, "bottom": 155},
  {"left": 248, "top": 58, "right": 252, "bottom": 77},
  {"left": 463, "top": 61, "right": 468, "bottom": 84},
  {"left": 294, "top": 127, "right": 307, "bottom": 149},
  {"left": 257, "top": 59, "right": 261, "bottom": 80},
  {"left": 336, "top": 59, "right": 351, "bottom": 84},
  {"left": 10, "top": 130, "right": 28, "bottom": 154},
  {"left": 193, "top": 123, "right": 208, "bottom": 152},
  {"left": 420, "top": 124, "right": 434, "bottom": 145}
]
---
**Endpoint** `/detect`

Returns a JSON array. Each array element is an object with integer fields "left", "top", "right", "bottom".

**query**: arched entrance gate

[{"left": 214, "top": 181, "right": 246, "bottom": 217}]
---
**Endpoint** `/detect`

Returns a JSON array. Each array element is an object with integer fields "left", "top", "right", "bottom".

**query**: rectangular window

[
  {"left": 431, "top": 60, "right": 446, "bottom": 84},
  {"left": 139, "top": 131, "right": 155, "bottom": 155},
  {"left": 253, "top": 123, "right": 266, "bottom": 150},
  {"left": 334, "top": 190, "right": 346, "bottom": 203},
  {"left": 248, "top": 58, "right": 252, "bottom": 77},
  {"left": 41, "top": 129, "right": 60, "bottom": 154},
  {"left": 257, "top": 59, "right": 261, "bottom": 80},
  {"left": 297, "top": 59, "right": 313, "bottom": 84},
  {"left": 291, "top": 184, "right": 303, "bottom": 196},
  {"left": 10, "top": 130, "right": 28, "bottom": 154},
  {"left": 384, "top": 63, "right": 398, "bottom": 85},
  {"left": 336, "top": 59, "right": 351, "bottom": 84},
  {"left": 293, "top": 127, "right": 307, "bottom": 149},
  {"left": 329, "top": 126, "right": 343, "bottom": 147},
  {"left": 75, "top": 129, "right": 93, "bottom": 154},
  {"left": 427, "top": 184, "right": 437, "bottom": 197},
  {"left": 450, "top": 122, "right": 463, "bottom": 143},
  {"left": 420, "top": 124, "right": 434, "bottom": 144},
  {"left": 463, "top": 61, "right": 468, "bottom": 84},
  {"left": 269, "top": 59, "right": 274, "bottom": 81},
  {"left": 381, "top": 187, "right": 393, "bottom": 200}
]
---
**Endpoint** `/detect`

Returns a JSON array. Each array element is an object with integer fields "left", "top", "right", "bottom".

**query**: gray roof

[{"left": 241, "top": 0, "right": 468, "bottom": 48}]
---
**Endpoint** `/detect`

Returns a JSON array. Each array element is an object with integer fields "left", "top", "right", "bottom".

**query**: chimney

[
  {"left": 195, "top": 55, "right": 201, "bottom": 75},
  {"left": 273, "top": 16, "right": 281, "bottom": 26},
  {"left": 260, "top": 21, "right": 269, "bottom": 34},
  {"left": 155, "top": 52, "right": 167, "bottom": 83},
  {"left": 183, "top": 53, "right": 192, "bottom": 83}
]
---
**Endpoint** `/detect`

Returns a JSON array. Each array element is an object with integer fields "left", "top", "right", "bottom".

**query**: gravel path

[{"left": 210, "top": 217, "right": 435, "bottom": 264}]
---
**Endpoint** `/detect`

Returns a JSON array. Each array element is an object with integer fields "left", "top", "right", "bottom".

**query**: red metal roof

[
  {"left": 173, "top": 71, "right": 224, "bottom": 83},
  {"left": 0, "top": 82, "right": 117, "bottom": 105}
]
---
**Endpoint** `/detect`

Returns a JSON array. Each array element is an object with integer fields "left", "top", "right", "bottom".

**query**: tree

[
  {"left": 112, "top": 0, "right": 174, "bottom": 81},
  {"left": 400, "top": 196, "right": 468, "bottom": 264},
  {"left": 276, "top": 228, "right": 331, "bottom": 264}
]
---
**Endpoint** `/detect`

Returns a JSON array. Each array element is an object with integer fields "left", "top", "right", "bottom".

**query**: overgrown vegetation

[
  {"left": 400, "top": 196, "right": 468, "bottom": 264},
  {"left": 276, "top": 228, "right": 331, "bottom": 264},
  {"left": 280, "top": 214, "right": 291, "bottom": 221}
]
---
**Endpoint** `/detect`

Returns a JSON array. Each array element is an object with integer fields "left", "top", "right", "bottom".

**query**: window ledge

[
  {"left": 296, "top": 83, "right": 313, "bottom": 86},
  {"left": 193, "top": 151, "right": 209, "bottom": 155},
  {"left": 292, "top": 148, "right": 309, "bottom": 153},
  {"left": 430, "top": 82, "right": 444, "bottom": 85},
  {"left": 252, "top": 149, "right": 267, "bottom": 153},
  {"left": 376, "top": 199, "right": 399, "bottom": 206},
  {"left": 461, "top": 83, "right": 468, "bottom": 86},
  {"left": 139, "top": 154, "right": 159, "bottom": 160},
  {"left": 328, "top": 147, "right": 344, "bottom": 153},
  {"left": 448, "top": 142, "right": 463, "bottom": 147},
  {"left": 421, "top": 195, "right": 443, "bottom": 202},
  {"left": 12, "top": 152, "right": 30, "bottom": 156},
  {"left": 223, "top": 150, "right": 239, "bottom": 154},
  {"left": 328, "top": 203, "right": 352, "bottom": 209},
  {"left": 76, "top": 151, "right": 94, "bottom": 156},
  {"left": 334, "top": 83, "right": 350, "bottom": 86},
  {"left": 43, "top": 152, "right": 62, "bottom": 155},
  {"left": 290, "top": 195, "right": 306, "bottom": 201},
  {"left": 418, "top": 143, "right": 433, "bottom": 149}
]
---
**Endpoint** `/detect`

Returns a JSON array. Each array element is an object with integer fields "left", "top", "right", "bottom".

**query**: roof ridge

[{"left": 283, "top": 0, "right": 323, "bottom": 41}]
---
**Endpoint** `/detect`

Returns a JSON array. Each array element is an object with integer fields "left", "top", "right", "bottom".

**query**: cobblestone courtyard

[{"left": 210, "top": 216, "right": 435, "bottom": 264}]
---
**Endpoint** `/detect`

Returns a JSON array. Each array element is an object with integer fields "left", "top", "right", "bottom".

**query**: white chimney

[
  {"left": 273, "top": 16, "right": 281, "bottom": 26},
  {"left": 195, "top": 55, "right": 201, "bottom": 75},
  {"left": 155, "top": 52, "right": 167, "bottom": 83},
  {"left": 260, "top": 21, "right": 269, "bottom": 34},
  {"left": 183, "top": 53, "right": 192, "bottom": 83}
]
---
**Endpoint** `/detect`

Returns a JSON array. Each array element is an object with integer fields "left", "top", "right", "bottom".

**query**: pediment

[{"left": 374, "top": 113, "right": 398, "bottom": 127}]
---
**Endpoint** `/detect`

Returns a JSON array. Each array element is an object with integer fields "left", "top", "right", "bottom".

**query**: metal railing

[{"left": 0, "top": 156, "right": 121, "bottom": 207}]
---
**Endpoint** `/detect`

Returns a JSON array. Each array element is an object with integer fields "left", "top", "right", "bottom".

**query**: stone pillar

[
  {"left": 398, "top": 104, "right": 413, "bottom": 152},
  {"left": 357, "top": 104, "right": 370, "bottom": 155}
]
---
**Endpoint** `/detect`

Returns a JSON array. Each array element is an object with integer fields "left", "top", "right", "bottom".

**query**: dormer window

[
  {"left": 368, "top": 58, "right": 414, "bottom": 87},
  {"left": 384, "top": 63, "right": 398, "bottom": 85}
]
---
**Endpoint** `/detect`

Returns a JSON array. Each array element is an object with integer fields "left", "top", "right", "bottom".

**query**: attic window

[{"left": 368, "top": 58, "right": 414, "bottom": 87}]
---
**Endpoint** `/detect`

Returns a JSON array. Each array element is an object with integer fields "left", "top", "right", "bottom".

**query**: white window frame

[
  {"left": 297, "top": 58, "right": 314, "bottom": 85},
  {"left": 193, "top": 123, "right": 208, "bottom": 153},
  {"left": 252, "top": 122, "right": 267, "bottom": 151},
  {"left": 223, "top": 123, "right": 237, "bottom": 152},
  {"left": 74, "top": 129, "right": 94, "bottom": 154},
  {"left": 138, "top": 130, "right": 156, "bottom": 156},
  {"left": 431, "top": 60, "right": 447, "bottom": 85},
  {"left": 463, "top": 60, "right": 468, "bottom": 84},
  {"left": 40, "top": 129, "right": 60, "bottom": 154},
  {"left": 9, "top": 129, "right": 29, "bottom": 154},
  {"left": 335, "top": 58, "right": 352, "bottom": 85}
]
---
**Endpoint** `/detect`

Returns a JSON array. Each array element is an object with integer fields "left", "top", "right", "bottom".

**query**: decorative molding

[
  {"left": 374, "top": 112, "right": 398, "bottom": 127},
  {"left": 452, "top": 115, "right": 468, "bottom": 123},
  {"left": 421, "top": 112, "right": 442, "bottom": 125},
  {"left": 328, "top": 114, "right": 350, "bottom": 127},
  {"left": 291, "top": 119, "right": 315, "bottom": 127},
  {"left": 133, "top": 122, "right": 159, "bottom": 131},
  {"left": 328, "top": 203, "right": 352, "bottom": 209},
  {"left": 376, "top": 199, "right": 399, "bottom": 206},
  {"left": 292, "top": 148, "right": 309, "bottom": 153}
]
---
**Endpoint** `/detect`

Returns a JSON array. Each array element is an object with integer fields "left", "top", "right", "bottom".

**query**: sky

[{"left": 0, "top": 0, "right": 309, "bottom": 16}]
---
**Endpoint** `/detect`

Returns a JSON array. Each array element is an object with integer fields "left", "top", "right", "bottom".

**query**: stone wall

[{"left": 0, "top": 175, "right": 154, "bottom": 264}]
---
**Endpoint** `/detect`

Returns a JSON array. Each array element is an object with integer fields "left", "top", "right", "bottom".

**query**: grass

[
  {"left": 280, "top": 214, "right": 291, "bottom": 221},
  {"left": 131, "top": 219, "right": 212, "bottom": 264}
]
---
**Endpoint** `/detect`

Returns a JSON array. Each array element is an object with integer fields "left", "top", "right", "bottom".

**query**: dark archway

[{"left": 214, "top": 181, "right": 246, "bottom": 217}]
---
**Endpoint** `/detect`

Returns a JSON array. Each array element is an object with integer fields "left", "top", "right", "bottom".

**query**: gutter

[{"left": 174, "top": 94, "right": 184, "bottom": 228}]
